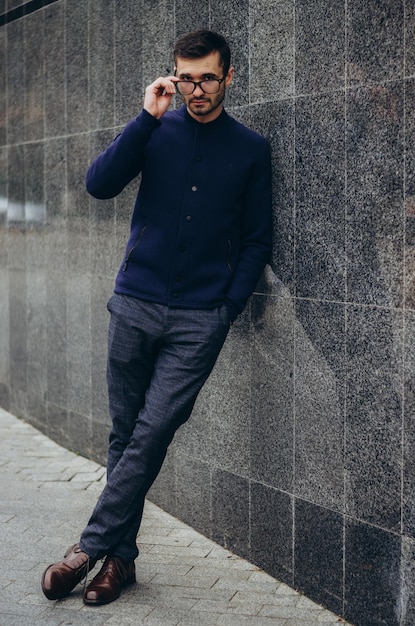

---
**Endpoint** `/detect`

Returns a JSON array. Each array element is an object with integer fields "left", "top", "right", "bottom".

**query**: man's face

[{"left": 175, "top": 51, "right": 234, "bottom": 123}]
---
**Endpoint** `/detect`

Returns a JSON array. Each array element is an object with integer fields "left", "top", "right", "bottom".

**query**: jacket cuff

[
  {"left": 134, "top": 108, "right": 162, "bottom": 130},
  {"left": 224, "top": 299, "right": 239, "bottom": 323}
]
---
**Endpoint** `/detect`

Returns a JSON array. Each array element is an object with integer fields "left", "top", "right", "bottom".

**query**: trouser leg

[
  {"left": 104, "top": 295, "right": 162, "bottom": 479},
  {"left": 79, "top": 298, "right": 230, "bottom": 562}
]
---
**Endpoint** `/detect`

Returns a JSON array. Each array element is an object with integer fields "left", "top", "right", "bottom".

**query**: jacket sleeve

[
  {"left": 225, "top": 141, "right": 273, "bottom": 321},
  {"left": 86, "top": 109, "right": 161, "bottom": 199}
]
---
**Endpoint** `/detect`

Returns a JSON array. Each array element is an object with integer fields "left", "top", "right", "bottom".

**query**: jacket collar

[{"left": 175, "top": 104, "right": 228, "bottom": 128}]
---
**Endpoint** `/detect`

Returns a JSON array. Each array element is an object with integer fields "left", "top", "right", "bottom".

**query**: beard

[{"left": 184, "top": 90, "right": 226, "bottom": 118}]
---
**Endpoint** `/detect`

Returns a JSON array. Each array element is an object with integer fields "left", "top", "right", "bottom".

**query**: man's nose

[{"left": 193, "top": 83, "right": 204, "bottom": 96}]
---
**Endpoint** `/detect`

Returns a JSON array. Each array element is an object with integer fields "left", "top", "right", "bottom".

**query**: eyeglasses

[{"left": 175, "top": 77, "right": 226, "bottom": 95}]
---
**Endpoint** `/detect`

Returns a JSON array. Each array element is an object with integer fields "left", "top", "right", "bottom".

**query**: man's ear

[{"left": 226, "top": 66, "right": 234, "bottom": 87}]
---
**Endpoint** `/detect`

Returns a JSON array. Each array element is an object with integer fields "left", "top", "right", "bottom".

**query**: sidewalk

[{"left": 0, "top": 407, "right": 351, "bottom": 626}]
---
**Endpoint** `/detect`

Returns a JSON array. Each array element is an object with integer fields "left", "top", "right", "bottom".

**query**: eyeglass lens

[{"left": 177, "top": 80, "right": 220, "bottom": 95}]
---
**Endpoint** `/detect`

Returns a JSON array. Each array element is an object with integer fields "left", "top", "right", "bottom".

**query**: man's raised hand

[{"left": 143, "top": 76, "right": 179, "bottom": 119}]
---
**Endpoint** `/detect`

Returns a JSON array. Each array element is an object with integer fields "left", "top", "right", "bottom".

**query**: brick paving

[{"left": 0, "top": 407, "right": 352, "bottom": 626}]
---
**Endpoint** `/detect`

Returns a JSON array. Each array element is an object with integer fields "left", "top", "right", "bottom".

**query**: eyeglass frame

[{"left": 173, "top": 73, "right": 227, "bottom": 95}]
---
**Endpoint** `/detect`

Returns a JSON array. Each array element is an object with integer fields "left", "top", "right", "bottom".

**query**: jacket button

[
  {"left": 186, "top": 215, "right": 192, "bottom": 221},
  {"left": 191, "top": 185, "right": 197, "bottom": 191}
]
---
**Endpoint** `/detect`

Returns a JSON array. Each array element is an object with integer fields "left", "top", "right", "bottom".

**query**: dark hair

[{"left": 174, "top": 29, "right": 231, "bottom": 75}]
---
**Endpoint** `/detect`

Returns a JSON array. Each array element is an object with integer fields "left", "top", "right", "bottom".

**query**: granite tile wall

[{"left": 1, "top": 1, "right": 414, "bottom": 624}]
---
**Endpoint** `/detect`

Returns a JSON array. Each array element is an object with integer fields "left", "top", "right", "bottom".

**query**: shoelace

[
  {"left": 98, "top": 557, "right": 123, "bottom": 579},
  {"left": 80, "top": 555, "right": 103, "bottom": 594},
  {"left": 101, "top": 558, "right": 117, "bottom": 578},
  {"left": 69, "top": 547, "right": 91, "bottom": 570}
]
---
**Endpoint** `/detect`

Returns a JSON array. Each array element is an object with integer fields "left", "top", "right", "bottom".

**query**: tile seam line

[
  {"left": 401, "top": 0, "right": 407, "bottom": 544},
  {"left": 343, "top": 2, "right": 349, "bottom": 617},
  {"left": 292, "top": 0, "right": 297, "bottom": 588}
]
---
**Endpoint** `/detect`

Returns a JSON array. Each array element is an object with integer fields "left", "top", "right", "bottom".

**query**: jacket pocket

[
  {"left": 227, "top": 239, "right": 233, "bottom": 272},
  {"left": 122, "top": 225, "right": 147, "bottom": 272}
]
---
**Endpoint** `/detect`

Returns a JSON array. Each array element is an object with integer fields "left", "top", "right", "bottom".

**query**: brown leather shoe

[
  {"left": 83, "top": 556, "right": 136, "bottom": 605},
  {"left": 41, "top": 543, "right": 97, "bottom": 600}
]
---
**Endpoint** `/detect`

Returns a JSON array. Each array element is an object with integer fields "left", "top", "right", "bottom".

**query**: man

[{"left": 41, "top": 29, "right": 272, "bottom": 606}]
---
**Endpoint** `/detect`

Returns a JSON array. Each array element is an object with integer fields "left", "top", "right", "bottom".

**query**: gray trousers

[{"left": 79, "top": 294, "right": 230, "bottom": 562}]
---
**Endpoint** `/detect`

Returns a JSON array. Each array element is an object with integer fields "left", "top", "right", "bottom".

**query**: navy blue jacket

[{"left": 86, "top": 105, "right": 272, "bottom": 321}]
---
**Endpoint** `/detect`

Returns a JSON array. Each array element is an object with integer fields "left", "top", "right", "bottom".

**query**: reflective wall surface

[{"left": 1, "top": 1, "right": 415, "bottom": 624}]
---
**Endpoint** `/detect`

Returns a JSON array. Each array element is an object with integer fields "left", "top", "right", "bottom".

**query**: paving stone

[{"left": 0, "top": 408, "right": 352, "bottom": 626}]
